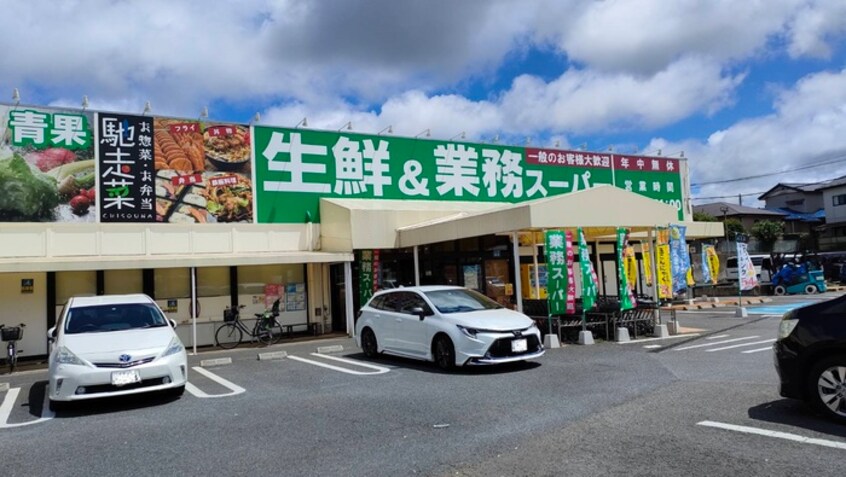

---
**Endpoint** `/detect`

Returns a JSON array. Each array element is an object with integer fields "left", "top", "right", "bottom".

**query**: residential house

[
  {"left": 816, "top": 176, "right": 846, "bottom": 251},
  {"left": 758, "top": 182, "right": 826, "bottom": 235}
]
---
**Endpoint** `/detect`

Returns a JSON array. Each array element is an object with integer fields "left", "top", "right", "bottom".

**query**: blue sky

[{"left": 2, "top": 0, "right": 846, "bottom": 207}]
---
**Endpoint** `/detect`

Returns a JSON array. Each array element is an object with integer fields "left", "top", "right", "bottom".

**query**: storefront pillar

[
  {"left": 532, "top": 236, "right": 541, "bottom": 299},
  {"left": 512, "top": 232, "right": 523, "bottom": 313},
  {"left": 413, "top": 245, "right": 420, "bottom": 286},
  {"left": 190, "top": 266, "right": 197, "bottom": 355},
  {"left": 344, "top": 261, "right": 354, "bottom": 336}
]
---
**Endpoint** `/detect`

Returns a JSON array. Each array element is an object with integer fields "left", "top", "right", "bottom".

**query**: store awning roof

[
  {"left": 319, "top": 185, "right": 724, "bottom": 251},
  {"left": 0, "top": 250, "right": 352, "bottom": 273}
]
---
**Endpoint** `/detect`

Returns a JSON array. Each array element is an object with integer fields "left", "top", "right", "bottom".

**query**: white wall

[{"left": 0, "top": 272, "right": 48, "bottom": 357}]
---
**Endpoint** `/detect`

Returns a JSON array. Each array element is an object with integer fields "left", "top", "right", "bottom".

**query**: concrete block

[
  {"left": 735, "top": 307, "right": 748, "bottom": 318},
  {"left": 200, "top": 357, "right": 232, "bottom": 367},
  {"left": 615, "top": 327, "right": 630, "bottom": 343},
  {"left": 667, "top": 321, "right": 681, "bottom": 335},
  {"left": 316, "top": 345, "right": 344, "bottom": 354},
  {"left": 577, "top": 330, "right": 594, "bottom": 345},
  {"left": 0, "top": 382, "right": 9, "bottom": 392},
  {"left": 543, "top": 334, "right": 561, "bottom": 349},
  {"left": 257, "top": 350, "right": 288, "bottom": 361},
  {"left": 653, "top": 324, "right": 669, "bottom": 338}
]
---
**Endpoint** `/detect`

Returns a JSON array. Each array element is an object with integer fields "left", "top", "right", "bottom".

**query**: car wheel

[
  {"left": 808, "top": 356, "right": 846, "bottom": 423},
  {"left": 804, "top": 284, "right": 817, "bottom": 294},
  {"left": 361, "top": 328, "right": 378, "bottom": 358},
  {"left": 433, "top": 335, "right": 455, "bottom": 371},
  {"left": 773, "top": 285, "right": 787, "bottom": 296}
]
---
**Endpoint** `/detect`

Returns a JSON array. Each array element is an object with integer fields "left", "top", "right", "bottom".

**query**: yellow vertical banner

[
  {"left": 641, "top": 241, "right": 653, "bottom": 286},
  {"left": 624, "top": 245, "right": 637, "bottom": 289},
  {"left": 656, "top": 243, "right": 673, "bottom": 299},
  {"left": 705, "top": 246, "right": 720, "bottom": 284}
]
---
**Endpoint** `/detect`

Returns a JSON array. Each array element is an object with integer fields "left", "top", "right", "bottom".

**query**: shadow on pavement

[
  {"left": 748, "top": 399, "right": 846, "bottom": 438},
  {"left": 346, "top": 352, "right": 542, "bottom": 375}
]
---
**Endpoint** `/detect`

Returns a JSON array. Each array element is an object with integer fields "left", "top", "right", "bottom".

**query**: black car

[{"left": 774, "top": 294, "right": 846, "bottom": 423}]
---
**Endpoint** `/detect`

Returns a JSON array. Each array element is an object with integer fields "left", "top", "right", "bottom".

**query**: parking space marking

[
  {"left": 705, "top": 338, "right": 776, "bottom": 352},
  {"left": 0, "top": 388, "right": 53, "bottom": 429},
  {"left": 697, "top": 420, "right": 846, "bottom": 450},
  {"left": 741, "top": 347, "right": 773, "bottom": 354},
  {"left": 185, "top": 366, "right": 245, "bottom": 399},
  {"left": 706, "top": 334, "right": 730, "bottom": 340},
  {"left": 675, "top": 336, "right": 759, "bottom": 351},
  {"left": 287, "top": 354, "right": 390, "bottom": 375},
  {"left": 617, "top": 333, "right": 700, "bottom": 344}
]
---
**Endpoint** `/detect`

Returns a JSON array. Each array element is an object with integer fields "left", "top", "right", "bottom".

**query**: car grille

[
  {"left": 93, "top": 357, "right": 156, "bottom": 368},
  {"left": 486, "top": 335, "right": 542, "bottom": 358},
  {"left": 79, "top": 377, "right": 168, "bottom": 394}
]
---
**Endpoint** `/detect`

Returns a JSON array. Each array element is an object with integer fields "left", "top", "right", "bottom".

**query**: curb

[
  {"left": 316, "top": 345, "right": 344, "bottom": 354},
  {"left": 0, "top": 383, "right": 9, "bottom": 392},
  {"left": 200, "top": 357, "right": 232, "bottom": 367},
  {"left": 257, "top": 351, "right": 288, "bottom": 361},
  {"left": 649, "top": 314, "right": 773, "bottom": 353}
]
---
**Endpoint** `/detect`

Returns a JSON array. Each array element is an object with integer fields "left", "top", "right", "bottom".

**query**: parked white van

[{"left": 724, "top": 254, "right": 773, "bottom": 283}]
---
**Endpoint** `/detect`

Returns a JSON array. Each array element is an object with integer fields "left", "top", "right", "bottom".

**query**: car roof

[
  {"left": 69, "top": 294, "right": 155, "bottom": 307},
  {"left": 375, "top": 285, "right": 464, "bottom": 295}
]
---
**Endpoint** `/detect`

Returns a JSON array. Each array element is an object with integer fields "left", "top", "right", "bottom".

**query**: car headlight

[
  {"left": 778, "top": 310, "right": 799, "bottom": 340},
  {"left": 161, "top": 337, "right": 185, "bottom": 358},
  {"left": 456, "top": 325, "right": 479, "bottom": 339},
  {"left": 56, "top": 346, "right": 86, "bottom": 366}
]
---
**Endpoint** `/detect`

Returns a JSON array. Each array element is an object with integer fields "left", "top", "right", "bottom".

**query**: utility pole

[{"left": 738, "top": 193, "right": 743, "bottom": 206}]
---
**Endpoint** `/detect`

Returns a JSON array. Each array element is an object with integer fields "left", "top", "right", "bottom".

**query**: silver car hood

[
  {"left": 446, "top": 308, "right": 535, "bottom": 331},
  {"left": 63, "top": 327, "right": 175, "bottom": 361}
]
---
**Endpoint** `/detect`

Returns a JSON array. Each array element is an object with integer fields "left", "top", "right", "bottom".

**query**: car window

[
  {"left": 727, "top": 258, "right": 737, "bottom": 268},
  {"left": 368, "top": 295, "right": 385, "bottom": 310},
  {"left": 65, "top": 303, "right": 169, "bottom": 334},
  {"left": 424, "top": 288, "right": 502, "bottom": 313},
  {"left": 393, "top": 292, "right": 430, "bottom": 315}
]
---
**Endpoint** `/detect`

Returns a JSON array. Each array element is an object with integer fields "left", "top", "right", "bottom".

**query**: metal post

[
  {"left": 191, "top": 266, "right": 197, "bottom": 355},
  {"left": 532, "top": 239, "right": 541, "bottom": 299},
  {"left": 593, "top": 240, "right": 602, "bottom": 296},
  {"left": 413, "top": 245, "right": 420, "bottom": 286},
  {"left": 344, "top": 261, "right": 354, "bottom": 336},
  {"left": 512, "top": 232, "right": 523, "bottom": 313}
]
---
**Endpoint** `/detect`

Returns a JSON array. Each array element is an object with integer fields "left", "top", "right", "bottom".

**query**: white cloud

[{"left": 786, "top": 0, "right": 846, "bottom": 58}]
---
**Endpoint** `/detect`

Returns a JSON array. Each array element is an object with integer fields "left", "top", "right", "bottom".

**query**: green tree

[
  {"left": 724, "top": 218, "right": 745, "bottom": 238},
  {"left": 751, "top": 220, "right": 784, "bottom": 252},
  {"left": 693, "top": 211, "right": 717, "bottom": 221}
]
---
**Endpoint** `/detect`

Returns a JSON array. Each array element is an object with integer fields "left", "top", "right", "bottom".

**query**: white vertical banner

[{"left": 736, "top": 241, "right": 758, "bottom": 291}]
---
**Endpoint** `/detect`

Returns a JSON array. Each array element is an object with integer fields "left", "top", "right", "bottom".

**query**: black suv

[{"left": 774, "top": 294, "right": 846, "bottom": 423}]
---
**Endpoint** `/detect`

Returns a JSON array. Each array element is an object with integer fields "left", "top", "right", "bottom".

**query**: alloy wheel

[{"left": 817, "top": 365, "right": 846, "bottom": 418}]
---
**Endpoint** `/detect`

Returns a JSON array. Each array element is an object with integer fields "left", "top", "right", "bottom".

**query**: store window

[
  {"left": 155, "top": 268, "right": 190, "bottom": 299},
  {"left": 237, "top": 264, "right": 304, "bottom": 295},
  {"left": 56, "top": 271, "right": 97, "bottom": 304},
  {"left": 104, "top": 269, "right": 143, "bottom": 295},
  {"left": 198, "top": 267, "right": 230, "bottom": 297}
]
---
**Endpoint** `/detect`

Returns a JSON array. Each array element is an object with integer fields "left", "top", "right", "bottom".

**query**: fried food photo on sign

[
  {"left": 204, "top": 174, "right": 253, "bottom": 222},
  {"left": 153, "top": 118, "right": 205, "bottom": 173}
]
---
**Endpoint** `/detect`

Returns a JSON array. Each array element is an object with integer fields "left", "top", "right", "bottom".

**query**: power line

[
  {"left": 691, "top": 152, "right": 846, "bottom": 187},
  {"left": 692, "top": 191, "right": 765, "bottom": 201}
]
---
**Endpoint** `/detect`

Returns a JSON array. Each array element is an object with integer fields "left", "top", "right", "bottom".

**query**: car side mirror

[
  {"left": 410, "top": 307, "right": 427, "bottom": 320},
  {"left": 168, "top": 319, "right": 178, "bottom": 328},
  {"left": 47, "top": 326, "right": 57, "bottom": 342}
]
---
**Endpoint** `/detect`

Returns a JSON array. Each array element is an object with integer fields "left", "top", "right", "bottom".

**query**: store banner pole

[
  {"left": 191, "top": 266, "right": 197, "bottom": 356},
  {"left": 512, "top": 232, "right": 523, "bottom": 313},
  {"left": 413, "top": 245, "right": 420, "bottom": 286}
]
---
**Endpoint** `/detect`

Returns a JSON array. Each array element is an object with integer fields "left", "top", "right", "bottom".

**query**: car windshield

[
  {"left": 424, "top": 289, "right": 502, "bottom": 314},
  {"left": 64, "top": 303, "right": 169, "bottom": 334}
]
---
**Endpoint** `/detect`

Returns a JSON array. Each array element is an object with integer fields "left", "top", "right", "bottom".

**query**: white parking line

[
  {"left": 741, "top": 347, "right": 774, "bottom": 354},
  {"left": 617, "top": 333, "right": 701, "bottom": 344},
  {"left": 185, "top": 366, "right": 245, "bottom": 398},
  {"left": 0, "top": 388, "right": 53, "bottom": 429},
  {"left": 697, "top": 421, "right": 846, "bottom": 450},
  {"left": 287, "top": 354, "right": 390, "bottom": 375},
  {"left": 706, "top": 334, "right": 730, "bottom": 340},
  {"left": 675, "top": 336, "right": 760, "bottom": 351},
  {"left": 705, "top": 339, "right": 776, "bottom": 352}
]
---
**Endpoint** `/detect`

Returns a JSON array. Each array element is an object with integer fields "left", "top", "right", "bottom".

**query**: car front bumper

[
  {"left": 773, "top": 340, "right": 804, "bottom": 400},
  {"left": 49, "top": 352, "right": 188, "bottom": 402},
  {"left": 456, "top": 329, "right": 545, "bottom": 366}
]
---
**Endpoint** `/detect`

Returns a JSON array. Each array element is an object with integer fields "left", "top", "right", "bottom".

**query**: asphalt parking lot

[{"left": 1, "top": 294, "right": 844, "bottom": 476}]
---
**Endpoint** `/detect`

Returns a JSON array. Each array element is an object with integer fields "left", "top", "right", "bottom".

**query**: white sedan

[
  {"left": 47, "top": 294, "right": 188, "bottom": 410},
  {"left": 355, "top": 286, "right": 544, "bottom": 369}
]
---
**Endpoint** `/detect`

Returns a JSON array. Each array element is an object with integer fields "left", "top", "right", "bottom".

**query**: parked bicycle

[
  {"left": 215, "top": 300, "right": 283, "bottom": 349},
  {"left": 1, "top": 323, "right": 25, "bottom": 373}
]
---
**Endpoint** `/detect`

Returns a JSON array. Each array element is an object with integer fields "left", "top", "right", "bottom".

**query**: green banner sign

[
  {"left": 616, "top": 228, "right": 636, "bottom": 311},
  {"left": 544, "top": 230, "right": 568, "bottom": 315}
]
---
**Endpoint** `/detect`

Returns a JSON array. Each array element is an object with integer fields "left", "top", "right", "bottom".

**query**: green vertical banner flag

[
  {"left": 616, "top": 228, "right": 637, "bottom": 311},
  {"left": 544, "top": 230, "right": 568, "bottom": 315},
  {"left": 578, "top": 228, "right": 598, "bottom": 312},
  {"left": 359, "top": 250, "right": 375, "bottom": 305}
]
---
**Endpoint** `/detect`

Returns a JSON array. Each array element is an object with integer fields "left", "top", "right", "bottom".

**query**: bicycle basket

[
  {"left": 223, "top": 308, "right": 237, "bottom": 323},
  {"left": 1, "top": 326, "right": 22, "bottom": 341}
]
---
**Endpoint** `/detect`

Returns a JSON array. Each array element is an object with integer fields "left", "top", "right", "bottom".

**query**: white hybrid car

[
  {"left": 48, "top": 294, "right": 188, "bottom": 410},
  {"left": 355, "top": 286, "right": 544, "bottom": 369}
]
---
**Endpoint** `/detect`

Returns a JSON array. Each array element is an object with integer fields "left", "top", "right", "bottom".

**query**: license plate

[
  {"left": 511, "top": 338, "right": 528, "bottom": 353},
  {"left": 111, "top": 370, "right": 141, "bottom": 386}
]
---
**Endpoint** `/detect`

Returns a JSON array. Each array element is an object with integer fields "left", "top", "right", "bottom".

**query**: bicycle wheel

[
  {"left": 268, "top": 319, "right": 284, "bottom": 344},
  {"left": 215, "top": 324, "right": 243, "bottom": 349},
  {"left": 8, "top": 345, "right": 16, "bottom": 374},
  {"left": 256, "top": 321, "right": 274, "bottom": 346}
]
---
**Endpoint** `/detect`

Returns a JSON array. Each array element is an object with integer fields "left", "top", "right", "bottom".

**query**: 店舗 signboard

[
  {"left": 253, "top": 127, "right": 686, "bottom": 223},
  {"left": 1, "top": 102, "right": 685, "bottom": 225}
]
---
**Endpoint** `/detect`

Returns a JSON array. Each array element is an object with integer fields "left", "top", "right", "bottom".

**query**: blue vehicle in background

[{"left": 770, "top": 261, "right": 827, "bottom": 295}]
